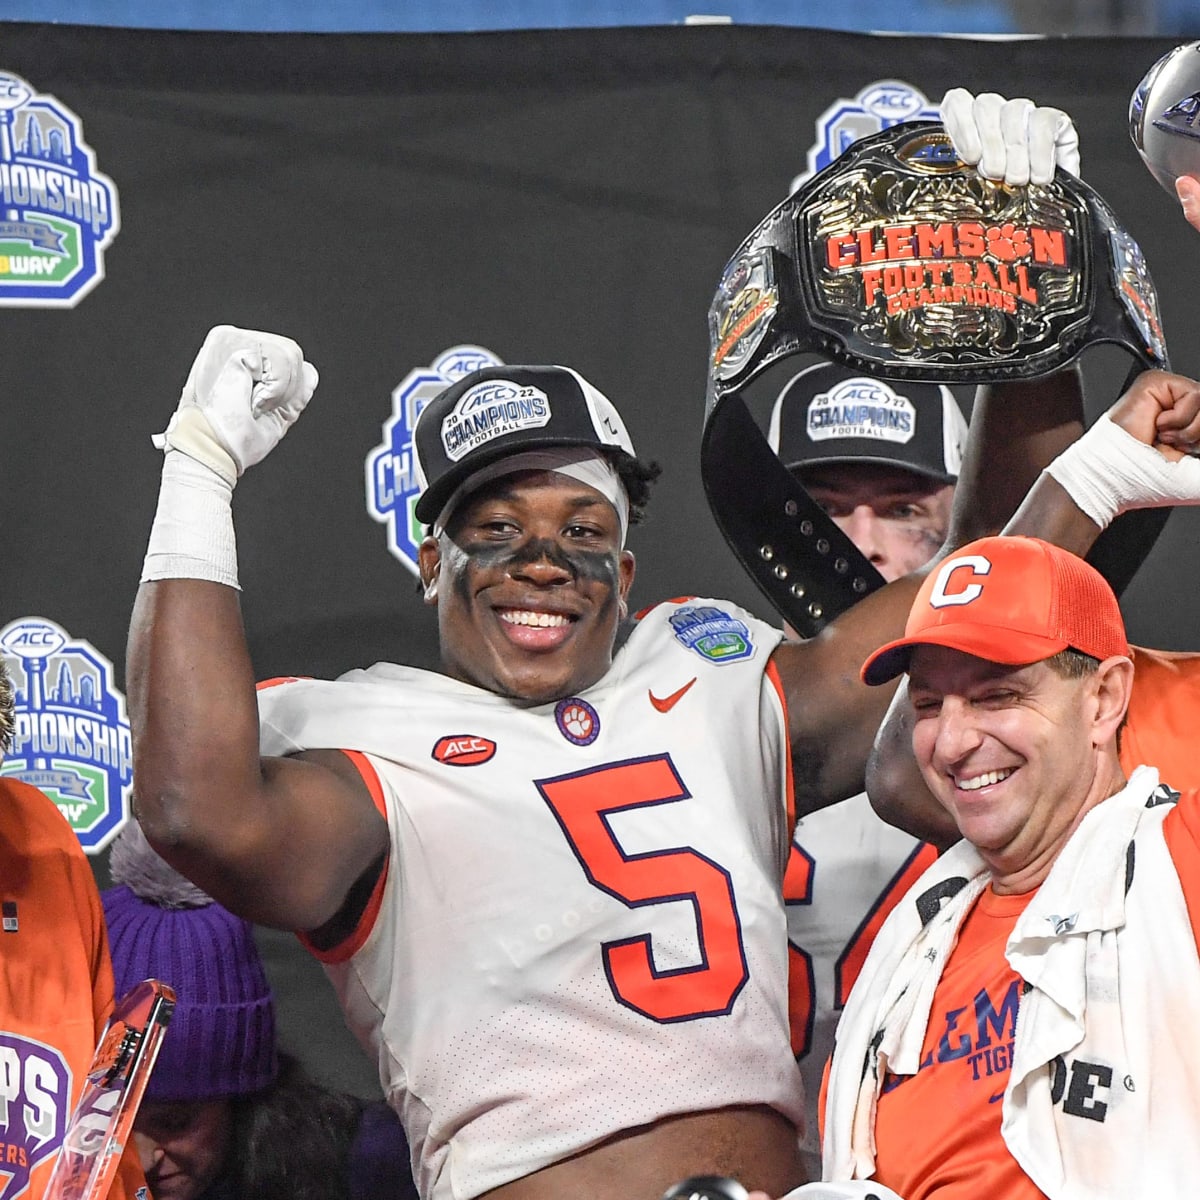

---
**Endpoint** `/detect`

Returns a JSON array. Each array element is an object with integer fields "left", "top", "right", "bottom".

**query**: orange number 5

[{"left": 538, "top": 754, "right": 749, "bottom": 1022}]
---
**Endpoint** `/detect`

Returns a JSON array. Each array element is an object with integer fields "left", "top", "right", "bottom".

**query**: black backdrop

[{"left": 2, "top": 22, "right": 1195, "bottom": 1094}]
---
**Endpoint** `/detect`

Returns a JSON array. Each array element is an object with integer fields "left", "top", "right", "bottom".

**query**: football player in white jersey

[
  {"left": 126, "top": 97, "right": 1092, "bottom": 1200},
  {"left": 768, "top": 362, "right": 969, "bottom": 1177}
]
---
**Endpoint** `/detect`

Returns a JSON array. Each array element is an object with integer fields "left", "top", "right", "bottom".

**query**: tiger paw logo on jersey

[
  {"left": 0, "top": 618, "right": 131, "bottom": 854},
  {"left": 365, "top": 345, "right": 503, "bottom": 575},
  {"left": 0, "top": 70, "right": 119, "bottom": 307},
  {"left": 554, "top": 697, "right": 600, "bottom": 746},
  {"left": 791, "top": 78, "right": 941, "bottom": 193},
  {"left": 0, "top": 1031, "right": 71, "bottom": 1198}
]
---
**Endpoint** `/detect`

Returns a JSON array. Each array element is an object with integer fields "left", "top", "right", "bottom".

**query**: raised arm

[
  {"left": 867, "top": 368, "right": 1200, "bottom": 846},
  {"left": 128, "top": 327, "right": 389, "bottom": 932}
]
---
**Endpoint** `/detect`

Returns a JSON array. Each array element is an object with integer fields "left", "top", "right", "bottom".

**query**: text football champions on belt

[{"left": 702, "top": 120, "right": 1170, "bottom": 638}]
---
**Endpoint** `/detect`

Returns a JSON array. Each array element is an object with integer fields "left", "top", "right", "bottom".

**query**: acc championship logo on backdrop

[
  {"left": 0, "top": 618, "right": 131, "bottom": 853},
  {"left": 365, "top": 345, "right": 503, "bottom": 575},
  {"left": 790, "top": 79, "right": 940, "bottom": 192},
  {"left": 0, "top": 70, "right": 119, "bottom": 307}
]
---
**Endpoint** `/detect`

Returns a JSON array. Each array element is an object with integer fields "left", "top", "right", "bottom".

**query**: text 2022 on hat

[
  {"left": 861, "top": 535, "right": 1131, "bottom": 685},
  {"left": 768, "top": 361, "right": 968, "bottom": 483},
  {"left": 412, "top": 365, "right": 636, "bottom": 525}
]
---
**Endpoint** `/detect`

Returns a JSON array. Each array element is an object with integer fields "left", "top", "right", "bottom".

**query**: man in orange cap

[{"left": 820, "top": 533, "right": 1200, "bottom": 1200}]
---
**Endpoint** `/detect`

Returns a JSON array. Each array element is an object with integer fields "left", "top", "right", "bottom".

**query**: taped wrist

[
  {"left": 140, "top": 449, "right": 239, "bottom": 588},
  {"left": 1044, "top": 412, "right": 1195, "bottom": 529},
  {"left": 151, "top": 405, "right": 238, "bottom": 486}
]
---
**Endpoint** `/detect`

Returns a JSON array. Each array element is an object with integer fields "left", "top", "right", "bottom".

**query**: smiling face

[
  {"left": 907, "top": 645, "right": 1130, "bottom": 891},
  {"left": 797, "top": 463, "right": 954, "bottom": 582},
  {"left": 418, "top": 469, "right": 635, "bottom": 704}
]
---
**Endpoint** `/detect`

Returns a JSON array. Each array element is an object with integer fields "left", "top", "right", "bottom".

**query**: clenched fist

[{"left": 153, "top": 325, "right": 319, "bottom": 485}]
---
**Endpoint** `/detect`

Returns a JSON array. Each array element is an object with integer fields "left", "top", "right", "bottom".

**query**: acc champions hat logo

[
  {"left": 440, "top": 377, "right": 551, "bottom": 461},
  {"left": 366, "top": 344, "right": 503, "bottom": 576},
  {"left": 807, "top": 379, "right": 915, "bottom": 445},
  {"left": 0, "top": 70, "right": 119, "bottom": 307},
  {"left": 0, "top": 617, "right": 131, "bottom": 853}
]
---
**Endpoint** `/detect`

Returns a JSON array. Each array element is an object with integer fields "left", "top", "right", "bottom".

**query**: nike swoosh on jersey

[{"left": 648, "top": 678, "right": 697, "bottom": 713}]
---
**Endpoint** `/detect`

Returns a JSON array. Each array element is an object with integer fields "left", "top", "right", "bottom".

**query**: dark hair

[
  {"left": 1043, "top": 648, "right": 1101, "bottom": 679},
  {"left": 228, "top": 1051, "right": 365, "bottom": 1200},
  {"left": 1043, "top": 647, "right": 1128, "bottom": 747},
  {"left": 605, "top": 449, "right": 662, "bottom": 525}
]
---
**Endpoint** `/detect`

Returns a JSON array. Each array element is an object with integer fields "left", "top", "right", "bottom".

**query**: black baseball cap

[
  {"left": 412, "top": 364, "right": 636, "bottom": 525},
  {"left": 768, "top": 361, "right": 967, "bottom": 484}
]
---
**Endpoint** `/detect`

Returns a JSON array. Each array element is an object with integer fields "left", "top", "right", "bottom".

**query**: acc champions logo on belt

[
  {"left": 366, "top": 345, "right": 503, "bottom": 575},
  {"left": 0, "top": 71, "right": 119, "bottom": 307},
  {"left": 0, "top": 618, "right": 131, "bottom": 854},
  {"left": 791, "top": 79, "right": 940, "bottom": 192}
]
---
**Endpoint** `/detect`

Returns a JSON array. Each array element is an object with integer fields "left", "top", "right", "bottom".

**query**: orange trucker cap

[{"left": 861, "top": 535, "right": 1130, "bottom": 686}]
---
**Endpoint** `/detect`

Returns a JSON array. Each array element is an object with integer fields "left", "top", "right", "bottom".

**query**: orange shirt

[
  {"left": 0, "top": 777, "right": 146, "bottom": 1200},
  {"left": 1120, "top": 647, "right": 1200, "bottom": 786},
  {"left": 867, "top": 785, "right": 1200, "bottom": 1199}
]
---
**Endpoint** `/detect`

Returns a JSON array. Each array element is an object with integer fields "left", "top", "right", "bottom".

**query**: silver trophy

[{"left": 1130, "top": 41, "right": 1200, "bottom": 194}]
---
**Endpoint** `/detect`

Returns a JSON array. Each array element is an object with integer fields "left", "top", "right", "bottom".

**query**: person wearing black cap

[
  {"left": 766, "top": 361, "right": 967, "bottom": 1179},
  {"left": 768, "top": 364, "right": 968, "bottom": 586},
  {"left": 124, "top": 104, "right": 1125, "bottom": 1200}
]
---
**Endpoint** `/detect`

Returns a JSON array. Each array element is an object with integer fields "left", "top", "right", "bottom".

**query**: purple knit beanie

[{"left": 101, "top": 822, "right": 278, "bottom": 1102}]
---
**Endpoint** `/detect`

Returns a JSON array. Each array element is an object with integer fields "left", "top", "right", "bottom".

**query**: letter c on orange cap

[{"left": 929, "top": 554, "right": 992, "bottom": 608}]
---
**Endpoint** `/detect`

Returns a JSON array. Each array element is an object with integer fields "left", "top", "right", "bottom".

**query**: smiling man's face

[
  {"left": 419, "top": 469, "right": 635, "bottom": 705},
  {"left": 907, "top": 645, "right": 1104, "bottom": 883}
]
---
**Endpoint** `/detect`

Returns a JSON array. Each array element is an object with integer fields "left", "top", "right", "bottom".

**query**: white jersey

[
  {"left": 258, "top": 598, "right": 804, "bottom": 1200},
  {"left": 784, "top": 793, "right": 935, "bottom": 1176}
]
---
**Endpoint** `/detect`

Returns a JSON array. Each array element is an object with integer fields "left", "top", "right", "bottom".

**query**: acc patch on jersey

[
  {"left": 0, "top": 617, "right": 131, "bottom": 854},
  {"left": 790, "top": 78, "right": 940, "bottom": 193},
  {"left": 432, "top": 735, "right": 497, "bottom": 766},
  {"left": 365, "top": 344, "right": 503, "bottom": 576},
  {"left": 0, "top": 70, "right": 119, "bottom": 307},
  {"left": 669, "top": 605, "right": 754, "bottom": 664}
]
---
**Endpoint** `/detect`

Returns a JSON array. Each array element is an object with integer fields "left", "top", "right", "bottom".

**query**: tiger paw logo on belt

[{"left": 809, "top": 126, "right": 1085, "bottom": 364}]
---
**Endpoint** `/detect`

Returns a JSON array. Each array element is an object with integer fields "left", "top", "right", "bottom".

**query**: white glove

[
  {"left": 940, "top": 87, "right": 1080, "bottom": 186},
  {"left": 152, "top": 325, "right": 319, "bottom": 485}
]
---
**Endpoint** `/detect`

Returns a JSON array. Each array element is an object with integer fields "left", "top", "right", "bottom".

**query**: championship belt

[{"left": 703, "top": 120, "right": 1170, "bottom": 637}]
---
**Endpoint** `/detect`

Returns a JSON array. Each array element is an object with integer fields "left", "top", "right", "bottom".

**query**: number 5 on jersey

[{"left": 538, "top": 754, "right": 749, "bottom": 1022}]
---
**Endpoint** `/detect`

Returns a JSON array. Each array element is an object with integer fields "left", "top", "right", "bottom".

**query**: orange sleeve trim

[
  {"left": 298, "top": 749, "right": 390, "bottom": 965},
  {"left": 765, "top": 657, "right": 796, "bottom": 834},
  {"left": 256, "top": 675, "right": 312, "bottom": 691}
]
